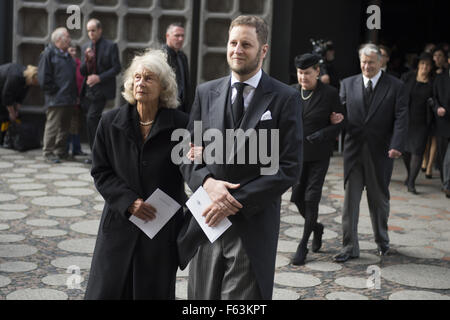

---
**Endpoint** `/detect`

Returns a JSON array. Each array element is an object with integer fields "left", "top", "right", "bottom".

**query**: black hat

[
  {"left": 418, "top": 52, "right": 433, "bottom": 63},
  {"left": 295, "top": 53, "right": 320, "bottom": 69}
]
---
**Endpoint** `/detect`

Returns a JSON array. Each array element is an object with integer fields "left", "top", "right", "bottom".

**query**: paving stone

[
  {"left": 51, "top": 256, "right": 92, "bottom": 270},
  {"left": 346, "top": 253, "right": 381, "bottom": 265},
  {"left": 42, "top": 274, "right": 85, "bottom": 287},
  {"left": 57, "top": 188, "right": 95, "bottom": 196},
  {"left": 273, "top": 288, "right": 300, "bottom": 300},
  {"left": 54, "top": 181, "right": 89, "bottom": 187},
  {"left": 277, "top": 240, "right": 299, "bottom": 253},
  {"left": 7, "top": 178, "right": 35, "bottom": 183},
  {"left": 70, "top": 220, "right": 100, "bottom": 236},
  {"left": 18, "top": 191, "right": 48, "bottom": 197},
  {"left": 57, "top": 239, "right": 96, "bottom": 254},
  {"left": 0, "top": 193, "right": 18, "bottom": 201},
  {"left": 0, "top": 223, "right": 10, "bottom": 230},
  {"left": 280, "top": 215, "right": 304, "bottom": 225},
  {"left": 0, "top": 261, "right": 37, "bottom": 272},
  {"left": 335, "top": 276, "right": 369, "bottom": 289},
  {"left": 45, "top": 208, "right": 87, "bottom": 218},
  {"left": 0, "top": 161, "right": 14, "bottom": 168},
  {"left": 0, "top": 211, "right": 27, "bottom": 220},
  {"left": 275, "top": 254, "right": 290, "bottom": 268},
  {"left": 94, "top": 204, "right": 104, "bottom": 211},
  {"left": 319, "top": 205, "right": 336, "bottom": 214},
  {"left": 432, "top": 241, "right": 450, "bottom": 253},
  {"left": 6, "top": 288, "right": 68, "bottom": 300},
  {"left": 14, "top": 160, "right": 36, "bottom": 165},
  {"left": 49, "top": 167, "right": 90, "bottom": 175},
  {"left": 0, "top": 244, "right": 37, "bottom": 257},
  {"left": 389, "top": 290, "right": 450, "bottom": 300},
  {"left": 397, "top": 247, "right": 445, "bottom": 259},
  {"left": 305, "top": 261, "right": 343, "bottom": 272},
  {"left": 274, "top": 272, "right": 321, "bottom": 288},
  {"left": 381, "top": 264, "right": 450, "bottom": 289},
  {"left": 28, "top": 164, "right": 51, "bottom": 169},
  {"left": 0, "top": 275, "right": 11, "bottom": 287},
  {"left": 0, "top": 203, "right": 28, "bottom": 210},
  {"left": 26, "top": 219, "right": 59, "bottom": 227},
  {"left": 326, "top": 291, "right": 369, "bottom": 300},
  {"left": 32, "top": 229, "right": 68, "bottom": 237},
  {"left": 359, "top": 241, "right": 378, "bottom": 250},
  {"left": 34, "top": 174, "right": 69, "bottom": 180},
  {"left": 13, "top": 168, "right": 37, "bottom": 174},
  {"left": 0, "top": 234, "right": 26, "bottom": 243},
  {"left": 0, "top": 173, "right": 25, "bottom": 178},
  {"left": 32, "top": 196, "right": 81, "bottom": 207},
  {"left": 10, "top": 183, "right": 46, "bottom": 190},
  {"left": 78, "top": 173, "right": 94, "bottom": 182}
]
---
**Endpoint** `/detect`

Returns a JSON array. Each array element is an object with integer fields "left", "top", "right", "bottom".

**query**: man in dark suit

[
  {"left": 289, "top": 53, "right": 345, "bottom": 265},
  {"left": 433, "top": 68, "right": 450, "bottom": 198},
  {"left": 178, "top": 15, "right": 302, "bottom": 300},
  {"left": 335, "top": 44, "right": 408, "bottom": 263},
  {"left": 80, "top": 18, "right": 121, "bottom": 163},
  {"left": 162, "top": 23, "right": 192, "bottom": 114}
]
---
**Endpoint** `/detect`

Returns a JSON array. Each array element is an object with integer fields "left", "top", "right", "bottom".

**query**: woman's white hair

[
  {"left": 359, "top": 43, "right": 382, "bottom": 60},
  {"left": 122, "top": 49, "right": 179, "bottom": 109}
]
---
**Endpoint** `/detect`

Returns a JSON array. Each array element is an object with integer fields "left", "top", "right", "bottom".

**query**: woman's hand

[
  {"left": 330, "top": 112, "right": 344, "bottom": 125},
  {"left": 128, "top": 198, "right": 156, "bottom": 222},
  {"left": 187, "top": 143, "right": 204, "bottom": 162}
]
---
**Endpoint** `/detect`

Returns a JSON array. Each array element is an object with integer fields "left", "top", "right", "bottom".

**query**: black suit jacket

[
  {"left": 80, "top": 37, "right": 121, "bottom": 101},
  {"left": 177, "top": 71, "right": 303, "bottom": 300},
  {"left": 340, "top": 72, "right": 408, "bottom": 196},
  {"left": 433, "top": 69, "right": 450, "bottom": 138},
  {"left": 163, "top": 44, "right": 192, "bottom": 114},
  {"left": 291, "top": 81, "right": 344, "bottom": 161}
]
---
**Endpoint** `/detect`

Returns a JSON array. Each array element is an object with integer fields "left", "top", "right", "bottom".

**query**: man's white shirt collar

[
  {"left": 363, "top": 70, "right": 382, "bottom": 89},
  {"left": 231, "top": 69, "right": 262, "bottom": 89}
]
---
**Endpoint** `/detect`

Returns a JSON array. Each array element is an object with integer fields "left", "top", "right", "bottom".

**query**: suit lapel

[
  {"left": 209, "top": 77, "right": 230, "bottom": 134},
  {"left": 240, "top": 71, "right": 275, "bottom": 131},
  {"left": 365, "top": 72, "right": 389, "bottom": 123}
]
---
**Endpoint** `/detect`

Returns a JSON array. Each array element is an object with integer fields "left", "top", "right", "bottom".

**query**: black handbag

[{"left": 3, "top": 122, "right": 41, "bottom": 152}]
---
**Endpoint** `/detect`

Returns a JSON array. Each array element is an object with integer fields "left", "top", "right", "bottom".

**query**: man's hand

[
  {"left": 202, "top": 177, "right": 243, "bottom": 227},
  {"left": 87, "top": 74, "right": 101, "bottom": 87},
  {"left": 320, "top": 74, "right": 330, "bottom": 84},
  {"left": 388, "top": 149, "right": 402, "bottom": 159},
  {"left": 128, "top": 198, "right": 156, "bottom": 222},
  {"left": 437, "top": 107, "right": 446, "bottom": 117},
  {"left": 7, "top": 106, "right": 18, "bottom": 122},
  {"left": 330, "top": 112, "right": 344, "bottom": 125}
]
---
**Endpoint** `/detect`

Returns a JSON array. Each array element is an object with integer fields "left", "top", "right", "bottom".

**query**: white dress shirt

[
  {"left": 230, "top": 69, "right": 262, "bottom": 111},
  {"left": 362, "top": 70, "right": 382, "bottom": 89}
]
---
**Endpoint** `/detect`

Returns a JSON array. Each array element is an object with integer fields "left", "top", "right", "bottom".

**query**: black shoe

[
  {"left": 84, "top": 158, "right": 92, "bottom": 165},
  {"left": 425, "top": 174, "right": 432, "bottom": 179},
  {"left": 377, "top": 247, "right": 390, "bottom": 256},
  {"left": 291, "top": 246, "right": 308, "bottom": 266},
  {"left": 72, "top": 150, "right": 87, "bottom": 156},
  {"left": 444, "top": 189, "right": 450, "bottom": 198},
  {"left": 334, "top": 253, "right": 358, "bottom": 263},
  {"left": 421, "top": 167, "right": 426, "bottom": 172},
  {"left": 45, "top": 154, "right": 61, "bottom": 164},
  {"left": 407, "top": 186, "right": 419, "bottom": 195},
  {"left": 312, "top": 223, "right": 324, "bottom": 253}
]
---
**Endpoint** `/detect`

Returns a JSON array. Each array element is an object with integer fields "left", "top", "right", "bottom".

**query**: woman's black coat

[
  {"left": 0, "top": 63, "right": 28, "bottom": 120},
  {"left": 84, "top": 104, "right": 188, "bottom": 299}
]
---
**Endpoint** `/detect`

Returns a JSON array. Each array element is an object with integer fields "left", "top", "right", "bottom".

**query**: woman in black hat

[
  {"left": 289, "top": 53, "right": 345, "bottom": 265},
  {"left": 401, "top": 52, "right": 435, "bottom": 194}
]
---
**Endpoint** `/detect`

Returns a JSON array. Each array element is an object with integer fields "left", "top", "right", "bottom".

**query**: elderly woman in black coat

[
  {"left": 84, "top": 49, "right": 188, "bottom": 300},
  {"left": 401, "top": 52, "right": 434, "bottom": 194},
  {"left": 0, "top": 63, "right": 39, "bottom": 143}
]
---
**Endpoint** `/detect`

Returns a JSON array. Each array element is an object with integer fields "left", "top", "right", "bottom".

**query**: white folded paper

[
  {"left": 129, "top": 188, "right": 181, "bottom": 239},
  {"left": 186, "top": 186, "right": 232, "bottom": 243}
]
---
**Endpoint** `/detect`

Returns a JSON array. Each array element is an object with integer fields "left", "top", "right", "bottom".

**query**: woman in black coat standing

[
  {"left": 290, "top": 54, "right": 345, "bottom": 265},
  {"left": 401, "top": 52, "right": 434, "bottom": 194},
  {"left": 84, "top": 49, "right": 188, "bottom": 299}
]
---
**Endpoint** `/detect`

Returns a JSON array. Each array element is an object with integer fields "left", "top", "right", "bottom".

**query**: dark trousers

[
  {"left": 342, "top": 143, "right": 390, "bottom": 256},
  {"left": 84, "top": 97, "right": 106, "bottom": 150}
]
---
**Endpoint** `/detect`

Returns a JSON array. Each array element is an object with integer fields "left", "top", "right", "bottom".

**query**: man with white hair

[
  {"left": 38, "top": 27, "right": 77, "bottom": 163},
  {"left": 335, "top": 43, "right": 408, "bottom": 262}
]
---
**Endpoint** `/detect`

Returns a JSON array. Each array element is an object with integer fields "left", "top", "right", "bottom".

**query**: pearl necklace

[
  {"left": 139, "top": 120, "right": 154, "bottom": 126},
  {"left": 301, "top": 88, "right": 314, "bottom": 100}
]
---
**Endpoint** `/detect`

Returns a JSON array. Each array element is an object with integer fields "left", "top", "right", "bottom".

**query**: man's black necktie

[
  {"left": 364, "top": 79, "right": 373, "bottom": 114},
  {"left": 232, "top": 82, "right": 247, "bottom": 124}
]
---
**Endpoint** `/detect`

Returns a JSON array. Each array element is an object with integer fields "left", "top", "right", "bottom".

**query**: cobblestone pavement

[{"left": 0, "top": 146, "right": 449, "bottom": 300}]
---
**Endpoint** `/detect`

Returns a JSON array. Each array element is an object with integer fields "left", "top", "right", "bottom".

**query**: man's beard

[{"left": 229, "top": 47, "right": 262, "bottom": 76}]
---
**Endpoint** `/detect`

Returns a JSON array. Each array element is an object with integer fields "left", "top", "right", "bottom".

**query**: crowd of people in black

[{"left": 0, "top": 15, "right": 449, "bottom": 300}]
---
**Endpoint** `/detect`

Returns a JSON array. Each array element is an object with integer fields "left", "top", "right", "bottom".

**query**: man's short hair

[
  {"left": 166, "top": 23, "right": 184, "bottom": 34},
  {"left": 87, "top": 18, "right": 102, "bottom": 29},
  {"left": 359, "top": 43, "right": 382, "bottom": 60},
  {"left": 229, "top": 15, "right": 269, "bottom": 46},
  {"left": 51, "top": 27, "right": 68, "bottom": 44}
]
